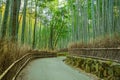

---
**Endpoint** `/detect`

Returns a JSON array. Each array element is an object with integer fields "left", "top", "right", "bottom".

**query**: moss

[
  {"left": 65, "top": 56, "right": 120, "bottom": 80},
  {"left": 112, "top": 64, "right": 120, "bottom": 77},
  {"left": 78, "top": 58, "right": 85, "bottom": 68},
  {"left": 75, "top": 58, "right": 81, "bottom": 67},
  {"left": 91, "top": 63, "right": 96, "bottom": 73},
  {"left": 85, "top": 64, "right": 91, "bottom": 72},
  {"left": 108, "top": 67, "right": 113, "bottom": 77},
  {"left": 103, "top": 70, "right": 107, "bottom": 77},
  {"left": 95, "top": 63, "right": 99, "bottom": 72}
]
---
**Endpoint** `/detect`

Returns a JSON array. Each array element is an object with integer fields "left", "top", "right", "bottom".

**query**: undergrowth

[
  {"left": 68, "top": 34, "right": 120, "bottom": 49},
  {"left": 0, "top": 40, "right": 31, "bottom": 75}
]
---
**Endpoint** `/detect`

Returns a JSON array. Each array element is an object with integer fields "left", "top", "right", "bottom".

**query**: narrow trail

[{"left": 16, "top": 57, "right": 93, "bottom": 80}]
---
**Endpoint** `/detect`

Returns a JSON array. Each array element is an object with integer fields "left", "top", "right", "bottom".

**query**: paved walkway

[{"left": 17, "top": 57, "right": 93, "bottom": 80}]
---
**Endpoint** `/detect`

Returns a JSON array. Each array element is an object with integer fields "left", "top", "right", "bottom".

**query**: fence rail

[{"left": 69, "top": 48, "right": 120, "bottom": 50}]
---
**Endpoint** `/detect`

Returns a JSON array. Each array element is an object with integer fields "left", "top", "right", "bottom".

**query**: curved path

[{"left": 17, "top": 57, "right": 93, "bottom": 80}]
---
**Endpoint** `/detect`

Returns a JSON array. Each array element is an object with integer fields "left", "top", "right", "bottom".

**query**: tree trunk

[
  {"left": 11, "top": 0, "right": 21, "bottom": 42},
  {"left": 32, "top": 0, "right": 37, "bottom": 49},
  {"left": 21, "top": 0, "right": 28, "bottom": 44},
  {"left": 1, "top": 0, "right": 10, "bottom": 40}
]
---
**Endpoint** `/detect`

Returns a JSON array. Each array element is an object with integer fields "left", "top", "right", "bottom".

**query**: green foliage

[{"left": 0, "top": 0, "right": 120, "bottom": 50}]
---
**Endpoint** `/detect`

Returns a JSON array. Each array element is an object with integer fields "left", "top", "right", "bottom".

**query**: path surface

[{"left": 16, "top": 57, "right": 93, "bottom": 80}]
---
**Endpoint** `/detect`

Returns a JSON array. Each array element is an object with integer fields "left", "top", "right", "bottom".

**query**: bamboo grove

[{"left": 0, "top": 0, "right": 120, "bottom": 50}]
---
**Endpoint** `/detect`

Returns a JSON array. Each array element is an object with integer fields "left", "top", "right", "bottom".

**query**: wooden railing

[
  {"left": 68, "top": 48, "right": 120, "bottom": 63},
  {"left": 0, "top": 51, "right": 57, "bottom": 80},
  {"left": 69, "top": 48, "right": 120, "bottom": 50}
]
